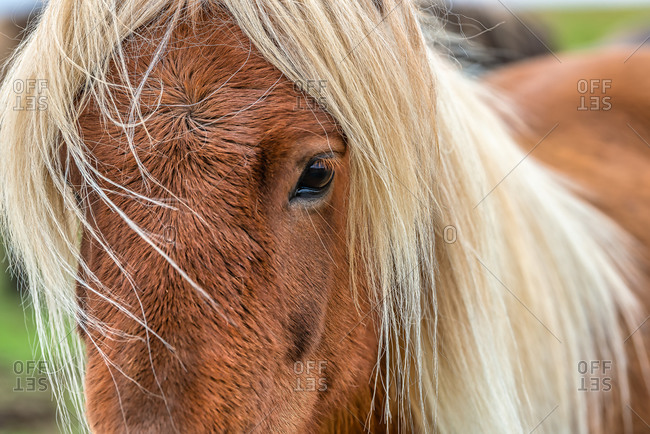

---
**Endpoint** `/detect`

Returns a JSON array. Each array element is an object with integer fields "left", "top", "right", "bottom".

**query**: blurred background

[{"left": 0, "top": 0, "right": 649, "bottom": 432}]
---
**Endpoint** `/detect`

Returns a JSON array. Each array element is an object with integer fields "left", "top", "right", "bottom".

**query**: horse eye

[{"left": 292, "top": 158, "right": 335, "bottom": 200}]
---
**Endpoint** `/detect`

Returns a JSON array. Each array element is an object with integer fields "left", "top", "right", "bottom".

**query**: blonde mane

[{"left": 0, "top": 0, "right": 646, "bottom": 432}]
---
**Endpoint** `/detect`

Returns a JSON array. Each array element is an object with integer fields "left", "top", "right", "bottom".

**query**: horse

[{"left": 1, "top": 0, "right": 649, "bottom": 432}]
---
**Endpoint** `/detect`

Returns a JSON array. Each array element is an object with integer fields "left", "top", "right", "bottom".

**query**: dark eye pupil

[
  {"left": 293, "top": 159, "right": 335, "bottom": 199},
  {"left": 301, "top": 160, "right": 333, "bottom": 188}
]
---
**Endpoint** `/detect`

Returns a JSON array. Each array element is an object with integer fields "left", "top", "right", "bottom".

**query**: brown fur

[
  {"left": 76, "top": 13, "right": 381, "bottom": 433},
  {"left": 486, "top": 48, "right": 650, "bottom": 433}
]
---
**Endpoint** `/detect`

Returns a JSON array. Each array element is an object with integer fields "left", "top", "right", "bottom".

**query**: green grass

[
  {"left": 0, "top": 251, "right": 59, "bottom": 433},
  {"left": 0, "top": 239, "right": 33, "bottom": 366},
  {"left": 0, "top": 284, "right": 36, "bottom": 366},
  {"left": 535, "top": 7, "right": 650, "bottom": 51}
]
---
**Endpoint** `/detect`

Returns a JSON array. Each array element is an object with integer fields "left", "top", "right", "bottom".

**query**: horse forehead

[
  {"left": 79, "top": 14, "right": 338, "bottom": 187},
  {"left": 123, "top": 15, "right": 332, "bottom": 147}
]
